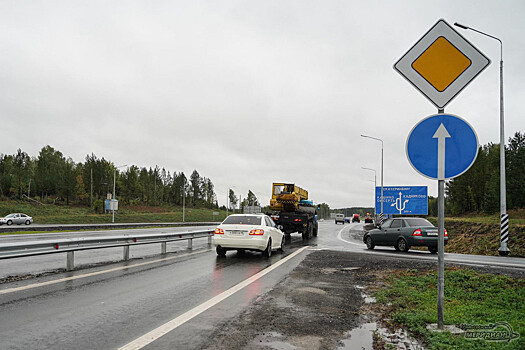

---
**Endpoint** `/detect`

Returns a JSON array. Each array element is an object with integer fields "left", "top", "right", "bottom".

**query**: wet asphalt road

[
  {"left": 0, "top": 221, "right": 523, "bottom": 349},
  {"left": 0, "top": 223, "right": 336, "bottom": 349}
]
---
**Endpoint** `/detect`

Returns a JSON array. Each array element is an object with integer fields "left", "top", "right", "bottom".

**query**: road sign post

[
  {"left": 407, "top": 113, "right": 479, "bottom": 328},
  {"left": 397, "top": 19, "right": 489, "bottom": 330}
]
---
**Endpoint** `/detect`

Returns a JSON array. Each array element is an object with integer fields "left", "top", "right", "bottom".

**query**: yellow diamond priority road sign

[{"left": 394, "top": 19, "right": 490, "bottom": 108}]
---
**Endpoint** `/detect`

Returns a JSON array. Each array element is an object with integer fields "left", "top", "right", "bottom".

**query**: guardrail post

[
  {"left": 66, "top": 251, "right": 74, "bottom": 271},
  {"left": 161, "top": 242, "right": 167, "bottom": 254},
  {"left": 208, "top": 234, "right": 212, "bottom": 247},
  {"left": 188, "top": 238, "right": 193, "bottom": 250},
  {"left": 123, "top": 245, "right": 130, "bottom": 261}
]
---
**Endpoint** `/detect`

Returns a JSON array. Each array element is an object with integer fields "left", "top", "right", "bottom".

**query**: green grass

[
  {"left": 374, "top": 268, "right": 525, "bottom": 349},
  {"left": 0, "top": 200, "right": 226, "bottom": 225}
]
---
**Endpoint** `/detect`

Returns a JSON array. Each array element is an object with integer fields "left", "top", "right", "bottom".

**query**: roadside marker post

[{"left": 395, "top": 19, "right": 489, "bottom": 329}]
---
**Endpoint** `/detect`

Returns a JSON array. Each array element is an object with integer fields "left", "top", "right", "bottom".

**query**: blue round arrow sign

[{"left": 406, "top": 114, "right": 479, "bottom": 180}]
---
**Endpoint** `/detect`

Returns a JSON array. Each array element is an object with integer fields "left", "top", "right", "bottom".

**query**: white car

[
  {"left": 214, "top": 214, "right": 285, "bottom": 257},
  {"left": 0, "top": 213, "right": 33, "bottom": 226},
  {"left": 334, "top": 213, "right": 345, "bottom": 224}
]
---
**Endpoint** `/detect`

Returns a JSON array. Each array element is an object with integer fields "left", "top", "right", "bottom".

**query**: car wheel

[
  {"left": 278, "top": 236, "right": 284, "bottom": 252},
  {"left": 365, "top": 236, "right": 375, "bottom": 250},
  {"left": 428, "top": 246, "right": 438, "bottom": 254},
  {"left": 25, "top": 220, "right": 31, "bottom": 225},
  {"left": 216, "top": 246, "right": 226, "bottom": 257},
  {"left": 263, "top": 239, "right": 272, "bottom": 257},
  {"left": 7, "top": 220, "right": 12, "bottom": 226},
  {"left": 396, "top": 238, "right": 409, "bottom": 252},
  {"left": 313, "top": 224, "right": 318, "bottom": 237}
]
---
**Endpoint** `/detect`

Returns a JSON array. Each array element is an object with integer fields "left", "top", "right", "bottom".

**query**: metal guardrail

[
  {"left": 0, "top": 222, "right": 220, "bottom": 233},
  {"left": 0, "top": 229, "right": 215, "bottom": 271}
]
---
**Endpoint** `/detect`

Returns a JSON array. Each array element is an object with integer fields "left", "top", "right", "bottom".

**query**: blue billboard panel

[{"left": 375, "top": 186, "right": 428, "bottom": 215}]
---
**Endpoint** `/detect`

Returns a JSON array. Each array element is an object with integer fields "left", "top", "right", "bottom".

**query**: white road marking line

[
  {"left": 118, "top": 246, "right": 310, "bottom": 350},
  {"left": 0, "top": 250, "right": 210, "bottom": 295},
  {"left": 337, "top": 226, "right": 365, "bottom": 246}
]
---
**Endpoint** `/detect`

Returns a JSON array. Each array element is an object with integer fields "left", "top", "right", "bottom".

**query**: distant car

[
  {"left": 344, "top": 217, "right": 350, "bottom": 223},
  {"left": 364, "top": 213, "right": 373, "bottom": 224},
  {"left": 0, "top": 213, "right": 33, "bottom": 226},
  {"left": 352, "top": 214, "right": 360, "bottom": 223},
  {"left": 214, "top": 214, "right": 284, "bottom": 257},
  {"left": 334, "top": 213, "right": 345, "bottom": 224},
  {"left": 363, "top": 217, "right": 447, "bottom": 254}
]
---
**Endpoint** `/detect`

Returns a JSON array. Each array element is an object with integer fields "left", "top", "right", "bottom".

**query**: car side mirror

[{"left": 277, "top": 225, "right": 284, "bottom": 230}]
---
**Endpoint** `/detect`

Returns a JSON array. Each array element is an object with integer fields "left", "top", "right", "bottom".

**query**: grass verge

[
  {"left": 374, "top": 267, "right": 524, "bottom": 349},
  {"left": 0, "top": 200, "right": 226, "bottom": 224}
]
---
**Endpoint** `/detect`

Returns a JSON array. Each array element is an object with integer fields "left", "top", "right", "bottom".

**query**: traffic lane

[
  {"left": 0, "top": 226, "right": 216, "bottom": 279},
  {"left": 0, "top": 245, "right": 310, "bottom": 350},
  {"left": 315, "top": 220, "right": 365, "bottom": 251},
  {"left": 335, "top": 223, "right": 525, "bottom": 270}
]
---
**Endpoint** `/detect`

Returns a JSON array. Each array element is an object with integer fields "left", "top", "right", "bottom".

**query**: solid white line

[
  {"left": 337, "top": 226, "right": 365, "bottom": 246},
  {"left": 0, "top": 250, "right": 210, "bottom": 295},
  {"left": 118, "top": 246, "right": 310, "bottom": 350}
]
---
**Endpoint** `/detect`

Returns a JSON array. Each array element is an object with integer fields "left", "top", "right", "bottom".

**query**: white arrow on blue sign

[{"left": 406, "top": 114, "right": 479, "bottom": 180}]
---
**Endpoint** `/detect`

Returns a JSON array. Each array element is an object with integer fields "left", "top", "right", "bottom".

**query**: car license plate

[
  {"left": 427, "top": 231, "right": 438, "bottom": 236},
  {"left": 229, "top": 230, "right": 243, "bottom": 235}
]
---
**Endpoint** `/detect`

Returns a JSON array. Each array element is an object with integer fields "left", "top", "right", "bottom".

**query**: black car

[{"left": 363, "top": 217, "right": 447, "bottom": 253}]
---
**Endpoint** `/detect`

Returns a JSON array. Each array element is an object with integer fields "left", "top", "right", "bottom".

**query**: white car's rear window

[{"left": 222, "top": 216, "right": 262, "bottom": 225}]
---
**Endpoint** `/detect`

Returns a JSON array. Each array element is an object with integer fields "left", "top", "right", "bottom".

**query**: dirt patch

[
  {"left": 200, "top": 250, "right": 524, "bottom": 350},
  {"left": 199, "top": 251, "right": 434, "bottom": 349}
]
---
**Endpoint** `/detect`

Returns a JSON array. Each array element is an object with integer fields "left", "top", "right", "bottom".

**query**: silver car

[{"left": 0, "top": 213, "right": 33, "bottom": 226}]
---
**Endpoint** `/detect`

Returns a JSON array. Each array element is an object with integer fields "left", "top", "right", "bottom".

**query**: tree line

[
  {"left": 439, "top": 131, "right": 524, "bottom": 215},
  {"left": 0, "top": 145, "right": 253, "bottom": 211}
]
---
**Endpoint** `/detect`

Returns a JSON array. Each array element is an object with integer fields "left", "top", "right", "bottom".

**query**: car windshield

[
  {"left": 222, "top": 215, "right": 262, "bottom": 225},
  {"left": 6, "top": 214, "right": 16, "bottom": 218},
  {"left": 405, "top": 218, "right": 433, "bottom": 227}
]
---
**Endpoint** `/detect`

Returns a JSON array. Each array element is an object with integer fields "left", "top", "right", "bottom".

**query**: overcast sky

[{"left": 1, "top": 1, "right": 524, "bottom": 209}]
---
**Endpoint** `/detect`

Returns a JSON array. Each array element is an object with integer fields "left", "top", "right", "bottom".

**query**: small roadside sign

[
  {"left": 394, "top": 19, "right": 490, "bottom": 108},
  {"left": 406, "top": 114, "right": 479, "bottom": 180}
]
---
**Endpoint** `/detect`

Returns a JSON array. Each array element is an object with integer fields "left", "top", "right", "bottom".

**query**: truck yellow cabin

[{"left": 270, "top": 183, "right": 309, "bottom": 211}]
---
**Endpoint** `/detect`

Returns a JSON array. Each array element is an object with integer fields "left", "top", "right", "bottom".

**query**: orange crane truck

[{"left": 268, "top": 183, "right": 318, "bottom": 240}]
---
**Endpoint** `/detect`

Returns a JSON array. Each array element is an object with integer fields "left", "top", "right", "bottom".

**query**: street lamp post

[
  {"left": 454, "top": 22, "right": 509, "bottom": 256},
  {"left": 361, "top": 135, "right": 384, "bottom": 223},
  {"left": 362, "top": 167, "right": 377, "bottom": 220},
  {"left": 112, "top": 164, "right": 127, "bottom": 223}
]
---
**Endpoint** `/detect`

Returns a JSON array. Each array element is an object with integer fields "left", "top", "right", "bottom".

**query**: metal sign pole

[
  {"left": 437, "top": 107, "right": 445, "bottom": 329},
  {"left": 437, "top": 179, "right": 445, "bottom": 328}
]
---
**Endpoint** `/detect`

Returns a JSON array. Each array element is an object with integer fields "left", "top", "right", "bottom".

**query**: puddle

[
  {"left": 261, "top": 340, "right": 296, "bottom": 350},
  {"left": 252, "top": 331, "right": 297, "bottom": 350},
  {"left": 340, "top": 323, "right": 424, "bottom": 349},
  {"left": 376, "top": 326, "right": 425, "bottom": 349},
  {"left": 339, "top": 322, "right": 376, "bottom": 349}
]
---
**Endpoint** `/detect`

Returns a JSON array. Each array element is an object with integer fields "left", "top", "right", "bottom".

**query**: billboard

[{"left": 375, "top": 186, "right": 428, "bottom": 215}]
